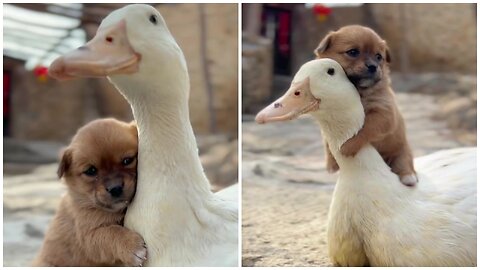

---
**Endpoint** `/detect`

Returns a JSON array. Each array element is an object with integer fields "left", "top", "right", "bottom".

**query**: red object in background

[
  {"left": 33, "top": 65, "right": 48, "bottom": 77},
  {"left": 278, "top": 12, "right": 290, "bottom": 55},
  {"left": 34, "top": 65, "right": 49, "bottom": 82},
  {"left": 313, "top": 4, "right": 332, "bottom": 16}
]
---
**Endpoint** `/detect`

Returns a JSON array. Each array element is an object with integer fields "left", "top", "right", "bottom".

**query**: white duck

[
  {"left": 256, "top": 59, "right": 476, "bottom": 266},
  {"left": 49, "top": 4, "right": 238, "bottom": 266}
]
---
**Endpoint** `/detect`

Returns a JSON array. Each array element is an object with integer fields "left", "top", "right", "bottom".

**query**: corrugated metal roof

[{"left": 3, "top": 4, "right": 86, "bottom": 69}]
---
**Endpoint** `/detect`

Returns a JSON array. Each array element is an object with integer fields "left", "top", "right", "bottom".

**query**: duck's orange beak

[
  {"left": 255, "top": 77, "right": 319, "bottom": 124},
  {"left": 49, "top": 20, "right": 140, "bottom": 80}
]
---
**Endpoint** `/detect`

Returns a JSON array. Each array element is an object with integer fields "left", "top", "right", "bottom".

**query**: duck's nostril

[
  {"left": 294, "top": 91, "right": 300, "bottom": 96},
  {"left": 106, "top": 36, "right": 114, "bottom": 43}
]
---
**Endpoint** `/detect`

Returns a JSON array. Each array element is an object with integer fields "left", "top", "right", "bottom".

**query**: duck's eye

[
  {"left": 149, "top": 14, "right": 158, "bottom": 25},
  {"left": 327, "top": 68, "right": 335, "bottom": 75},
  {"left": 346, "top": 49, "right": 360, "bottom": 57},
  {"left": 376, "top": 53, "right": 383, "bottom": 61},
  {"left": 122, "top": 156, "right": 135, "bottom": 166},
  {"left": 84, "top": 166, "right": 97, "bottom": 177}
]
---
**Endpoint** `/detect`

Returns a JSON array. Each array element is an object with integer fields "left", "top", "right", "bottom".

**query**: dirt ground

[{"left": 242, "top": 88, "right": 476, "bottom": 266}]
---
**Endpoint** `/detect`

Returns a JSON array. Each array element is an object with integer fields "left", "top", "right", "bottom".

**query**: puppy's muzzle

[
  {"left": 364, "top": 58, "right": 379, "bottom": 74},
  {"left": 348, "top": 62, "right": 381, "bottom": 89},
  {"left": 366, "top": 63, "right": 377, "bottom": 74},
  {"left": 107, "top": 184, "right": 124, "bottom": 198}
]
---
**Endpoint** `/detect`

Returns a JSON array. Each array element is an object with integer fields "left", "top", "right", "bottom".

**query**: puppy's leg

[
  {"left": 79, "top": 225, "right": 147, "bottom": 266},
  {"left": 324, "top": 140, "right": 339, "bottom": 173},
  {"left": 340, "top": 109, "right": 395, "bottom": 157},
  {"left": 389, "top": 147, "right": 417, "bottom": 187}
]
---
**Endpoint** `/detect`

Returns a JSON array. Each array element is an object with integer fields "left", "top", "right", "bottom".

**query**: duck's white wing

[
  {"left": 415, "top": 147, "right": 477, "bottom": 222},
  {"left": 208, "top": 183, "right": 239, "bottom": 266},
  {"left": 216, "top": 183, "right": 239, "bottom": 203}
]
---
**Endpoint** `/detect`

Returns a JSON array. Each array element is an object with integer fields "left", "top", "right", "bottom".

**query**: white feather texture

[
  {"left": 99, "top": 4, "right": 238, "bottom": 266},
  {"left": 298, "top": 59, "right": 477, "bottom": 266}
]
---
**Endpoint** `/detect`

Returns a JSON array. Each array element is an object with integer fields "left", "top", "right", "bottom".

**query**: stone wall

[
  {"left": 371, "top": 3, "right": 476, "bottom": 74},
  {"left": 158, "top": 3, "right": 238, "bottom": 135},
  {"left": 9, "top": 66, "right": 88, "bottom": 142},
  {"left": 7, "top": 60, "right": 130, "bottom": 142},
  {"left": 290, "top": 3, "right": 476, "bottom": 74},
  {"left": 242, "top": 35, "right": 273, "bottom": 114}
]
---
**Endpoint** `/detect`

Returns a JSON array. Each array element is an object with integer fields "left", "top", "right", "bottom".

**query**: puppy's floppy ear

[
  {"left": 58, "top": 148, "right": 72, "bottom": 179},
  {"left": 314, "top": 31, "right": 335, "bottom": 57},
  {"left": 128, "top": 121, "right": 138, "bottom": 137},
  {"left": 385, "top": 47, "right": 392, "bottom": 63},
  {"left": 382, "top": 40, "right": 392, "bottom": 63}
]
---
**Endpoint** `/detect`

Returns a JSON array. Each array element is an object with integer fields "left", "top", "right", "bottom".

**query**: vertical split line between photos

[{"left": 236, "top": 2, "right": 243, "bottom": 265}]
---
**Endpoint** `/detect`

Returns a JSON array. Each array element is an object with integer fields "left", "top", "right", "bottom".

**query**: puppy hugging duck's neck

[{"left": 47, "top": 4, "right": 237, "bottom": 266}]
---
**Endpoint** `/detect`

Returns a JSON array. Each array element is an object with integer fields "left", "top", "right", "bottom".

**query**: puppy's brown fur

[
  {"left": 32, "top": 118, "right": 147, "bottom": 266},
  {"left": 315, "top": 25, "right": 416, "bottom": 186}
]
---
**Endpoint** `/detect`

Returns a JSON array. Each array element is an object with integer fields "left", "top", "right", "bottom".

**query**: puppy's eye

[
  {"left": 84, "top": 166, "right": 97, "bottom": 177},
  {"left": 149, "top": 14, "right": 158, "bottom": 25},
  {"left": 122, "top": 156, "right": 135, "bottom": 166},
  {"left": 376, "top": 53, "right": 383, "bottom": 61},
  {"left": 327, "top": 68, "right": 335, "bottom": 75},
  {"left": 346, "top": 49, "right": 360, "bottom": 57}
]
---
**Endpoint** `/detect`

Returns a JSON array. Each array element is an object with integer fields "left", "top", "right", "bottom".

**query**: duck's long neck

[
  {"left": 110, "top": 45, "right": 211, "bottom": 196},
  {"left": 314, "top": 107, "right": 401, "bottom": 189},
  {"left": 132, "top": 86, "right": 211, "bottom": 196},
  {"left": 117, "top": 59, "right": 214, "bottom": 232},
  {"left": 312, "top": 105, "right": 364, "bottom": 154}
]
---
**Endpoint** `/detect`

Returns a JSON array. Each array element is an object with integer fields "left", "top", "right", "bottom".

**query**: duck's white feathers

[
  {"left": 287, "top": 59, "right": 476, "bottom": 267},
  {"left": 328, "top": 146, "right": 476, "bottom": 266}
]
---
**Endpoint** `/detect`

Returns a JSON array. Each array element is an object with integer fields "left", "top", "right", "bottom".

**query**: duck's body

[
  {"left": 50, "top": 4, "right": 238, "bottom": 266},
  {"left": 256, "top": 59, "right": 476, "bottom": 266},
  {"left": 327, "top": 145, "right": 476, "bottom": 266}
]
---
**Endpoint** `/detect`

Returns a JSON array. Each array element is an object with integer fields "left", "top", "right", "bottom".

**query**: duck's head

[
  {"left": 49, "top": 4, "right": 188, "bottom": 99},
  {"left": 255, "top": 59, "right": 363, "bottom": 124}
]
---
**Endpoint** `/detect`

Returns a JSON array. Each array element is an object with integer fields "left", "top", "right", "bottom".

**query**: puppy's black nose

[
  {"left": 366, "top": 64, "right": 377, "bottom": 73},
  {"left": 107, "top": 185, "right": 123, "bottom": 197}
]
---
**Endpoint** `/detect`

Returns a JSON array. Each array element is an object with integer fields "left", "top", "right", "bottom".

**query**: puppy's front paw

[
  {"left": 400, "top": 174, "right": 418, "bottom": 187},
  {"left": 132, "top": 243, "right": 147, "bottom": 267},
  {"left": 121, "top": 232, "right": 147, "bottom": 267},
  {"left": 340, "top": 138, "right": 362, "bottom": 157},
  {"left": 326, "top": 159, "right": 339, "bottom": 173}
]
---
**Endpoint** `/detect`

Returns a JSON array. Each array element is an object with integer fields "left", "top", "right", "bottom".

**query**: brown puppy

[
  {"left": 315, "top": 25, "right": 417, "bottom": 186},
  {"left": 32, "top": 118, "right": 147, "bottom": 266}
]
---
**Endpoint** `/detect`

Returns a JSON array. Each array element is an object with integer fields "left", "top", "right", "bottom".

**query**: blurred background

[
  {"left": 3, "top": 3, "right": 238, "bottom": 266},
  {"left": 241, "top": 3, "right": 476, "bottom": 267}
]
